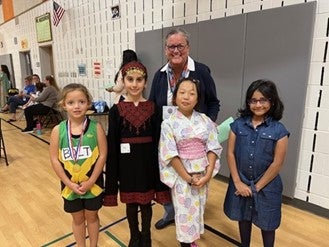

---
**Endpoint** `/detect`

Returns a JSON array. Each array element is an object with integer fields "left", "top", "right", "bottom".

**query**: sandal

[{"left": 8, "top": 118, "right": 16, "bottom": 122}]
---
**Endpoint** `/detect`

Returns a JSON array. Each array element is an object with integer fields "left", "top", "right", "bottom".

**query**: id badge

[
  {"left": 120, "top": 143, "right": 131, "bottom": 153},
  {"left": 162, "top": 106, "right": 176, "bottom": 120}
]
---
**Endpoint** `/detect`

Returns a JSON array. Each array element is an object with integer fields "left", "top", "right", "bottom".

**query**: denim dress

[{"left": 223, "top": 116, "right": 289, "bottom": 231}]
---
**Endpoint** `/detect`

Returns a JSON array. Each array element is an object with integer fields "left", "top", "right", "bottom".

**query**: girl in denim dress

[{"left": 224, "top": 79, "right": 289, "bottom": 247}]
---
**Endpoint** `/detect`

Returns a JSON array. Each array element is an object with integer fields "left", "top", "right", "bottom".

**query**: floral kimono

[{"left": 159, "top": 108, "right": 222, "bottom": 243}]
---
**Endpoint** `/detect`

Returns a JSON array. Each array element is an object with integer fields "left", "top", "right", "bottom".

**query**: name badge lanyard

[
  {"left": 67, "top": 118, "right": 88, "bottom": 173},
  {"left": 168, "top": 64, "right": 189, "bottom": 93}
]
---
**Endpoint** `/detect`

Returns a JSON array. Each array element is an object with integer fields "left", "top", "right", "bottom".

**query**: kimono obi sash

[{"left": 177, "top": 138, "right": 206, "bottom": 159}]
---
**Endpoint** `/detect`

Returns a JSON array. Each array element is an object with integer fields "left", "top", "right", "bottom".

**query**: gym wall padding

[{"left": 136, "top": 2, "right": 316, "bottom": 198}]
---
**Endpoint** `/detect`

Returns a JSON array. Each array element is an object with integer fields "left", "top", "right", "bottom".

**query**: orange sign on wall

[
  {"left": 2, "top": 0, "right": 14, "bottom": 21},
  {"left": 21, "top": 39, "right": 28, "bottom": 49}
]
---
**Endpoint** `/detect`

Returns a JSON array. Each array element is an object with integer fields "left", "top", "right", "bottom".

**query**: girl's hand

[
  {"left": 234, "top": 181, "right": 252, "bottom": 197},
  {"left": 78, "top": 180, "right": 93, "bottom": 194},
  {"left": 191, "top": 175, "right": 209, "bottom": 188},
  {"left": 70, "top": 182, "right": 86, "bottom": 195}
]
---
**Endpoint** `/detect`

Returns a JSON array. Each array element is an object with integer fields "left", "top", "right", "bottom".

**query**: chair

[
  {"left": 0, "top": 119, "right": 9, "bottom": 166},
  {"left": 16, "top": 106, "right": 25, "bottom": 121},
  {"left": 39, "top": 108, "right": 64, "bottom": 128}
]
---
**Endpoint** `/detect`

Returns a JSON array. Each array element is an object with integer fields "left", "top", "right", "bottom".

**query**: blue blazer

[{"left": 149, "top": 61, "right": 220, "bottom": 122}]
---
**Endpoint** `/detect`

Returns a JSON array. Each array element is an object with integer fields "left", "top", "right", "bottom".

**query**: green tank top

[{"left": 58, "top": 119, "right": 103, "bottom": 200}]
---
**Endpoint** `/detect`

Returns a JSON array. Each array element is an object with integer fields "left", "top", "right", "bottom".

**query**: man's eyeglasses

[
  {"left": 166, "top": 44, "right": 187, "bottom": 52},
  {"left": 248, "top": 98, "right": 270, "bottom": 105}
]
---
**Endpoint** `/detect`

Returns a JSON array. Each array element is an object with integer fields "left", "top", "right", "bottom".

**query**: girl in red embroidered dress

[{"left": 103, "top": 61, "right": 171, "bottom": 247}]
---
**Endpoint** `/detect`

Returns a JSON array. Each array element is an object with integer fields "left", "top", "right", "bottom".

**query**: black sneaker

[{"left": 154, "top": 219, "right": 175, "bottom": 230}]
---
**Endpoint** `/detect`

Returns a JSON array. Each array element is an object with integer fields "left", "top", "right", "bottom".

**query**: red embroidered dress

[{"left": 104, "top": 101, "right": 171, "bottom": 206}]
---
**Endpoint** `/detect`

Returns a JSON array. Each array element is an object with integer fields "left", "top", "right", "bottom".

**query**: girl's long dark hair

[
  {"left": 239, "top": 79, "right": 284, "bottom": 120},
  {"left": 114, "top": 49, "right": 138, "bottom": 82},
  {"left": 1, "top": 64, "right": 10, "bottom": 81}
]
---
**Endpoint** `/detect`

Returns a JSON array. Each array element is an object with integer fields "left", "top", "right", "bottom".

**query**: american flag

[{"left": 53, "top": 1, "right": 65, "bottom": 26}]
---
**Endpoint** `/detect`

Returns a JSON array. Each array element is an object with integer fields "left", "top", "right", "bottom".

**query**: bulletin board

[{"left": 35, "top": 12, "right": 52, "bottom": 43}]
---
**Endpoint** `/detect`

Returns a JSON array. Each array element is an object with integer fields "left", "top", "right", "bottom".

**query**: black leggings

[
  {"left": 24, "top": 104, "right": 51, "bottom": 130},
  {"left": 126, "top": 203, "right": 152, "bottom": 247},
  {"left": 239, "top": 220, "right": 275, "bottom": 247}
]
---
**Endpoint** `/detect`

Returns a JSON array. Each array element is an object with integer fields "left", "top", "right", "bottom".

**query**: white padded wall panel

[
  {"left": 121, "top": 30, "right": 129, "bottom": 46},
  {"left": 153, "top": 0, "right": 163, "bottom": 25},
  {"left": 198, "top": 0, "right": 210, "bottom": 14},
  {"left": 309, "top": 194, "right": 329, "bottom": 209},
  {"left": 227, "top": 0, "right": 243, "bottom": 8},
  {"left": 174, "top": 2, "right": 185, "bottom": 19},
  {"left": 296, "top": 170, "right": 310, "bottom": 192},
  {"left": 211, "top": 9, "right": 225, "bottom": 19},
  {"left": 319, "top": 86, "right": 329, "bottom": 107},
  {"left": 305, "top": 85, "right": 321, "bottom": 108},
  {"left": 310, "top": 174, "right": 329, "bottom": 197},
  {"left": 233, "top": 5, "right": 245, "bottom": 15},
  {"left": 144, "top": 10, "right": 153, "bottom": 27},
  {"left": 270, "top": 0, "right": 283, "bottom": 8},
  {"left": 225, "top": 7, "right": 239, "bottom": 16},
  {"left": 324, "top": 65, "right": 329, "bottom": 86},
  {"left": 311, "top": 39, "right": 327, "bottom": 62},
  {"left": 284, "top": 0, "right": 305, "bottom": 6},
  {"left": 261, "top": 1, "right": 274, "bottom": 10},
  {"left": 153, "top": 8, "right": 162, "bottom": 24},
  {"left": 185, "top": 0, "right": 197, "bottom": 17},
  {"left": 243, "top": 3, "right": 262, "bottom": 13},
  {"left": 144, "top": 0, "right": 153, "bottom": 27},
  {"left": 212, "top": 0, "right": 226, "bottom": 10},
  {"left": 127, "top": 2, "right": 135, "bottom": 28},
  {"left": 185, "top": 16, "right": 198, "bottom": 25},
  {"left": 163, "top": 7, "right": 173, "bottom": 22},
  {"left": 318, "top": 0, "right": 329, "bottom": 13},
  {"left": 317, "top": 109, "right": 329, "bottom": 131},
  {"left": 298, "top": 150, "right": 313, "bottom": 172},
  {"left": 313, "top": 152, "right": 329, "bottom": 176},
  {"left": 303, "top": 108, "right": 317, "bottom": 129},
  {"left": 135, "top": 1, "right": 144, "bottom": 28},
  {"left": 127, "top": 30, "right": 135, "bottom": 48},
  {"left": 198, "top": 13, "right": 211, "bottom": 22},
  {"left": 173, "top": 19, "right": 186, "bottom": 26},
  {"left": 301, "top": 129, "right": 316, "bottom": 153},
  {"left": 162, "top": 20, "right": 174, "bottom": 28},
  {"left": 315, "top": 131, "right": 329, "bottom": 153},
  {"left": 314, "top": 13, "right": 329, "bottom": 37},
  {"left": 294, "top": 189, "right": 308, "bottom": 201},
  {"left": 309, "top": 63, "right": 323, "bottom": 85}
]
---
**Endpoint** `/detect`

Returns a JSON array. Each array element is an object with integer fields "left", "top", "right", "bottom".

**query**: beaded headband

[{"left": 122, "top": 61, "right": 147, "bottom": 78}]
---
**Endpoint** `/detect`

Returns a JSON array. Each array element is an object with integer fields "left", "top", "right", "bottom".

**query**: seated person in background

[
  {"left": 22, "top": 82, "right": 46, "bottom": 109},
  {"left": 1, "top": 75, "right": 36, "bottom": 122},
  {"left": 32, "top": 74, "right": 41, "bottom": 84},
  {"left": 22, "top": 75, "right": 60, "bottom": 133}
]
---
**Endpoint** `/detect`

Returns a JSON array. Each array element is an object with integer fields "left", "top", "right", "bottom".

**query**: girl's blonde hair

[{"left": 58, "top": 83, "right": 93, "bottom": 109}]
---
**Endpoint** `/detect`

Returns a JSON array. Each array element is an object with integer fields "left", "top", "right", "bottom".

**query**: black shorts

[{"left": 63, "top": 193, "right": 104, "bottom": 213}]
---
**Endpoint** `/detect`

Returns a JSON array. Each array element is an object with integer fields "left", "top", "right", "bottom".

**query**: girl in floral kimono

[{"left": 158, "top": 77, "right": 222, "bottom": 247}]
